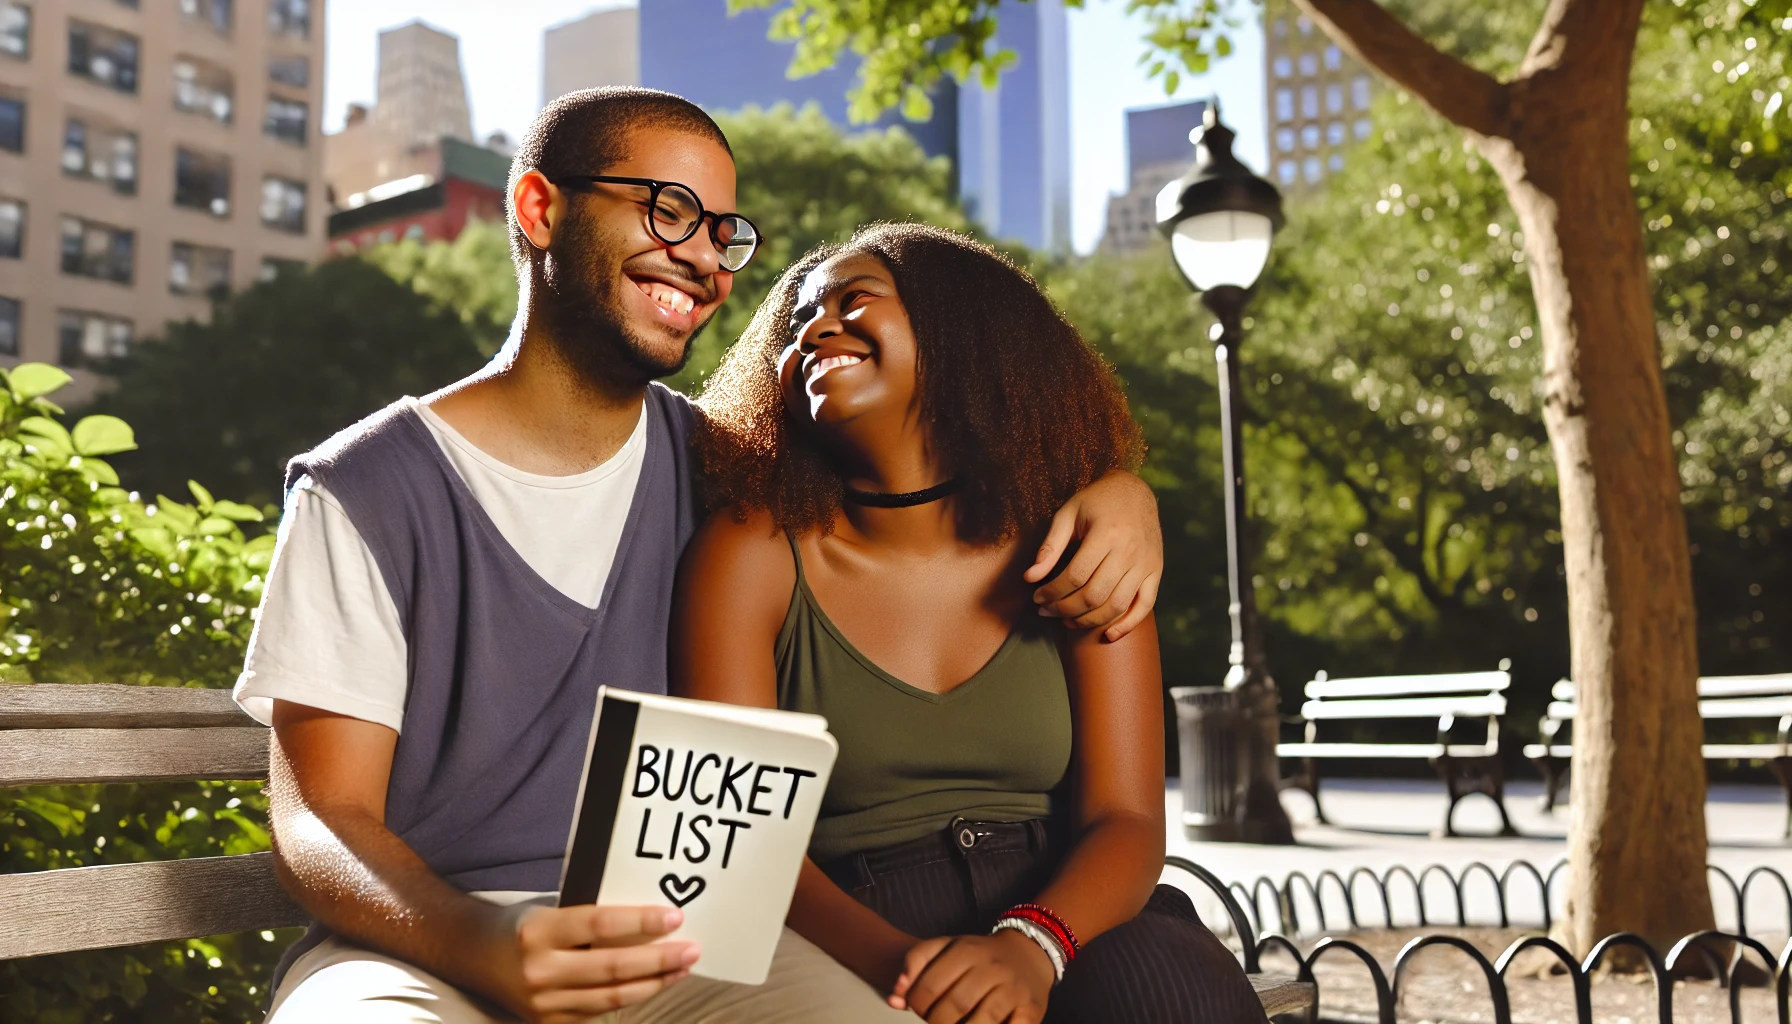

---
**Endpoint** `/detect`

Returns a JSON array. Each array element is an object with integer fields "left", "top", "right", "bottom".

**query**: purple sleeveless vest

[{"left": 272, "top": 384, "right": 696, "bottom": 985}]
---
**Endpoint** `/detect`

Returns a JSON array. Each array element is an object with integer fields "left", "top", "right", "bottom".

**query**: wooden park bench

[
  {"left": 1, "top": 683, "right": 1312, "bottom": 1016},
  {"left": 1276, "top": 668, "right": 1519, "bottom": 837},
  {"left": 1524, "top": 673, "right": 1792, "bottom": 834}
]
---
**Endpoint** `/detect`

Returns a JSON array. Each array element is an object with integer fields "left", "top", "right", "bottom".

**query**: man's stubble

[{"left": 535, "top": 204, "right": 715, "bottom": 392}]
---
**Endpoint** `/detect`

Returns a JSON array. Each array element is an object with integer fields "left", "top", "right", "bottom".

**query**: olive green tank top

[{"left": 776, "top": 535, "right": 1073, "bottom": 864}]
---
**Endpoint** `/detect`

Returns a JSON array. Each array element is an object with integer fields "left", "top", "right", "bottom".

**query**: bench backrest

[
  {"left": 0, "top": 684, "right": 306, "bottom": 960},
  {"left": 1545, "top": 673, "right": 1792, "bottom": 723},
  {"left": 1298, "top": 669, "right": 1510, "bottom": 722}
]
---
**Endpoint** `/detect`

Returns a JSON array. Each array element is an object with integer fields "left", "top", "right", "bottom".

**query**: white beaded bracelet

[{"left": 992, "top": 916, "right": 1067, "bottom": 982}]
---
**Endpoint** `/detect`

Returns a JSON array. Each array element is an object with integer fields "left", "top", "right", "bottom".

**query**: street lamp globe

[{"left": 1155, "top": 101, "right": 1285, "bottom": 297}]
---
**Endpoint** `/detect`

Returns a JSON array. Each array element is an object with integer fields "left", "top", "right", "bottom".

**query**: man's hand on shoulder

[
  {"left": 1025, "top": 470, "right": 1163, "bottom": 642},
  {"left": 494, "top": 903, "right": 699, "bottom": 1023}
]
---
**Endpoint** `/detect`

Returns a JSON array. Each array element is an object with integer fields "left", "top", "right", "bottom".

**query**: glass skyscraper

[{"left": 639, "top": 0, "right": 1070, "bottom": 252}]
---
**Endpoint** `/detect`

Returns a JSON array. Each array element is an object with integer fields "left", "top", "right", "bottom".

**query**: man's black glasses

[{"left": 550, "top": 175, "right": 760, "bottom": 273}]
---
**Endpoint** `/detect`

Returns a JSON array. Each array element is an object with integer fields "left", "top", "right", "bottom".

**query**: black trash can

[{"left": 1171, "top": 686, "right": 1251, "bottom": 842}]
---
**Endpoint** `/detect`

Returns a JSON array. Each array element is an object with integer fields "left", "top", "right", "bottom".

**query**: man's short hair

[{"left": 506, "top": 87, "right": 733, "bottom": 270}]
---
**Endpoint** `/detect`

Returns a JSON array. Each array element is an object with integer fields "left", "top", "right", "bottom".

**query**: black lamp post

[{"left": 1156, "top": 100, "right": 1294, "bottom": 845}]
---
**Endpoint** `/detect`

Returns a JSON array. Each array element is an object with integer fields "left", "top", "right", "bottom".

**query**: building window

[
  {"left": 1298, "top": 52, "right": 1317, "bottom": 76},
  {"left": 178, "top": 0, "right": 232, "bottom": 34},
  {"left": 1329, "top": 152, "right": 1346, "bottom": 172},
  {"left": 0, "top": 2, "right": 28, "bottom": 59},
  {"left": 259, "top": 256, "right": 303, "bottom": 281},
  {"left": 265, "top": 95, "right": 306, "bottom": 145},
  {"left": 1275, "top": 127, "right": 1296, "bottom": 153},
  {"left": 174, "top": 58, "right": 234, "bottom": 124},
  {"left": 1303, "top": 156, "right": 1324, "bottom": 183},
  {"left": 1353, "top": 74, "right": 1373, "bottom": 110},
  {"left": 1297, "top": 14, "right": 1313, "bottom": 34},
  {"left": 1300, "top": 125, "right": 1320, "bottom": 150},
  {"left": 1301, "top": 85, "right": 1320, "bottom": 119},
  {"left": 1275, "top": 88, "right": 1294, "bottom": 123},
  {"left": 68, "top": 21, "right": 139, "bottom": 93},
  {"left": 0, "top": 96, "right": 20, "bottom": 153},
  {"left": 1272, "top": 56, "right": 1291, "bottom": 79},
  {"left": 1276, "top": 160, "right": 1298, "bottom": 186},
  {"left": 174, "top": 147, "right": 231, "bottom": 216},
  {"left": 1354, "top": 117, "right": 1373, "bottom": 140},
  {"left": 170, "top": 241, "right": 231, "bottom": 298},
  {"left": 1272, "top": 17, "right": 1287, "bottom": 37},
  {"left": 268, "top": 0, "right": 309, "bottom": 40},
  {"left": 1324, "top": 45, "right": 1341, "bottom": 70},
  {"left": 57, "top": 309, "right": 130, "bottom": 367},
  {"left": 0, "top": 198, "right": 20, "bottom": 257},
  {"left": 60, "top": 216, "right": 134, "bottom": 284},
  {"left": 269, "top": 54, "right": 309, "bottom": 89},
  {"left": 1326, "top": 83, "right": 1344, "bottom": 115},
  {"left": 62, "top": 118, "right": 137, "bottom": 194},
  {"left": 261, "top": 175, "right": 305, "bottom": 233},
  {"left": 1326, "top": 121, "right": 1346, "bottom": 146},
  {"left": 0, "top": 296, "right": 17, "bottom": 356}
]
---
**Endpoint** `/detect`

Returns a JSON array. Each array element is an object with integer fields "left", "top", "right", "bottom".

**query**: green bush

[{"left": 0, "top": 364, "right": 296, "bottom": 1022}]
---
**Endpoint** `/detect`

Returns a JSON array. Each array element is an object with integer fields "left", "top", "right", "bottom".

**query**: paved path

[{"left": 1157, "top": 779, "right": 1792, "bottom": 941}]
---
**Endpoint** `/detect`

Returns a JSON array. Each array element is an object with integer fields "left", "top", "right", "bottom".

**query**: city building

[
  {"left": 324, "top": 20, "right": 473, "bottom": 206},
  {"left": 1263, "top": 0, "right": 1377, "bottom": 193},
  {"left": 0, "top": 0, "right": 326, "bottom": 378},
  {"left": 326, "top": 137, "right": 508, "bottom": 254},
  {"left": 636, "top": 0, "right": 1072, "bottom": 252},
  {"left": 955, "top": 0, "right": 1071, "bottom": 252},
  {"left": 542, "top": 6, "right": 639, "bottom": 104},
  {"left": 1098, "top": 99, "right": 1207, "bottom": 253}
]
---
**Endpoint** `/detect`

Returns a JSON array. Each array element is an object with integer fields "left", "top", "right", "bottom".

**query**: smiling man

[{"left": 237, "top": 88, "right": 1163, "bottom": 1023}]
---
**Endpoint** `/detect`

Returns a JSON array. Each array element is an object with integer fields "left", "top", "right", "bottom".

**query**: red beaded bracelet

[{"left": 995, "top": 903, "right": 1079, "bottom": 964}]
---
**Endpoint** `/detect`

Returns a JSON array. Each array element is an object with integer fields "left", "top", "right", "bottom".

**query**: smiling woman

[{"left": 678, "top": 224, "right": 1268, "bottom": 1023}]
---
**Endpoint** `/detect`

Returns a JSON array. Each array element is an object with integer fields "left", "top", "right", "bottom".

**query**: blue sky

[{"left": 324, "top": 1, "right": 1267, "bottom": 254}]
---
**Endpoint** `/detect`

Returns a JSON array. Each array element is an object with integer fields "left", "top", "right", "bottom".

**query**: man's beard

[{"left": 535, "top": 209, "right": 713, "bottom": 389}]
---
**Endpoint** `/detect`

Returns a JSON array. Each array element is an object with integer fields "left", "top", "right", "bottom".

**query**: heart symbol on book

[{"left": 659, "top": 873, "right": 706, "bottom": 908}]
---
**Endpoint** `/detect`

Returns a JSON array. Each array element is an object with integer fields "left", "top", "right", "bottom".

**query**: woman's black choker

[{"left": 843, "top": 479, "right": 961, "bottom": 508}]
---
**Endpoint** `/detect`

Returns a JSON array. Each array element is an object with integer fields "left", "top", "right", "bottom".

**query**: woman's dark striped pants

[{"left": 822, "top": 820, "right": 1269, "bottom": 1024}]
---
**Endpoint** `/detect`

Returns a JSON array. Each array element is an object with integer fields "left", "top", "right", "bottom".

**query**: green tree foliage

[
  {"left": 0, "top": 366, "right": 295, "bottom": 1021},
  {"left": 84, "top": 258, "right": 490, "bottom": 506},
  {"left": 1046, "top": 0, "right": 1791, "bottom": 727},
  {"left": 361, "top": 219, "right": 520, "bottom": 353}
]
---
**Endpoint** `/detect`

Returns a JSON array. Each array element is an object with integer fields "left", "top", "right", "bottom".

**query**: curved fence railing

[{"left": 1162, "top": 856, "right": 1792, "bottom": 1024}]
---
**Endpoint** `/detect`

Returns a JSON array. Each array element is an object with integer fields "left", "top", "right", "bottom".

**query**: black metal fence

[{"left": 1165, "top": 856, "right": 1792, "bottom": 1024}]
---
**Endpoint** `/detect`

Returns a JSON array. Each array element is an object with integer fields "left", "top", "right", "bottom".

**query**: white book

[{"left": 558, "top": 688, "right": 839, "bottom": 985}]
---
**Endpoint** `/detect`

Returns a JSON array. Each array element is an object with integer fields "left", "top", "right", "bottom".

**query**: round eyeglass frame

[{"left": 548, "top": 174, "right": 761, "bottom": 272}]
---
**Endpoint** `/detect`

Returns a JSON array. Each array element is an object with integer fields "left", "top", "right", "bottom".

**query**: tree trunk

[
  {"left": 1295, "top": 0, "right": 1712, "bottom": 953},
  {"left": 1478, "top": 85, "right": 1711, "bottom": 958}
]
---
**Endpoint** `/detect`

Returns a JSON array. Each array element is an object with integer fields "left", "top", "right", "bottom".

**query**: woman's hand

[{"left": 889, "top": 931, "right": 1054, "bottom": 1023}]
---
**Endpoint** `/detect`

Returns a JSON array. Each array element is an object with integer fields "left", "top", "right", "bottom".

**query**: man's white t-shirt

[{"left": 233, "top": 397, "right": 648, "bottom": 732}]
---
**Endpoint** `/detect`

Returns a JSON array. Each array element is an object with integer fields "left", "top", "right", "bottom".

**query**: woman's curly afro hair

[{"left": 696, "top": 223, "right": 1144, "bottom": 545}]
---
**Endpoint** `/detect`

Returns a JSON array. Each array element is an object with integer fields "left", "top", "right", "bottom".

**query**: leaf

[
  {"left": 129, "top": 527, "right": 176, "bottom": 560},
  {"left": 187, "top": 480, "right": 215, "bottom": 512},
  {"left": 209, "top": 499, "right": 265, "bottom": 522},
  {"left": 7, "top": 364, "right": 73, "bottom": 401},
  {"left": 18, "top": 417, "right": 74, "bottom": 457},
  {"left": 151, "top": 498, "right": 201, "bottom": 533},
  {"left": 1215, "top": 33, "right": 1233, "bottom": 57},
  {"left": 1164, "top": 70, "right": 1181, "bottom": 94},
  {"left": 78, "top": 458, "right": 121, "bottom": 487},
  {"left": 196, "top": 516, "right": 236, "bottom": 537},
  {"left": 71, "top": 415, "right": 138, "bottom": 456}
]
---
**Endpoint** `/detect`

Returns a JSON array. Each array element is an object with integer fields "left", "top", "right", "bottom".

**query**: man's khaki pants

[{"left": 266, "top": 927, "right": 915, "bottom": 1023}]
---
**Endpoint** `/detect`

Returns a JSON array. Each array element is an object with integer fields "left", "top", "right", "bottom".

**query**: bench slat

[
  {"left": 0, "top": 727, "right": 269, "bottom": 787},
  {"left": 0, "top": 684, "right": 252, "bottom": 730},
  {"left": 1299, "top": 695, "right": 1505, "bottom": 720},
  {"left": 1278, "top": 742, "right": 1496, "bottom": 758},
  {"left": 1547, "top": 697, "right": 1792, "bottom": 722},
  {"left": 1525, "top": 743, "right": 1786, "bottom": 760},
  {"left": 1250, "top": 973, "right": 1313, "bottom": 1017},
  {"left": 1552, "top": 674, "right": 1792, "bottom": 703},
  {"left": 1304, "top": 671, "right": 1508, "bottom": 700},
  {"left": 0, "top": 852, "right": 306, "bottom": 959}
]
